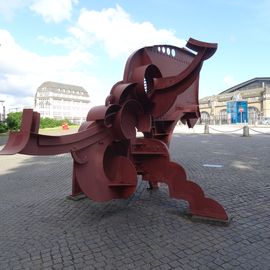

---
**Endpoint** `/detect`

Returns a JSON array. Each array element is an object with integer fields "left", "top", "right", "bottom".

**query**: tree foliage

[
  {"left": 0, "top": 122, "right": 8, "bottom": 133},
  {"left": 39, "top": 117, "right": 72, "bottom": 129},
  {"left": 5, "top": 111, "right": 73, "bottom": 131},
  {"left": 6, "top": 112, "right": 22, "bottom": 131}
]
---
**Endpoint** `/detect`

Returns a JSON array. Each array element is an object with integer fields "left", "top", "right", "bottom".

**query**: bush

[
  {"left": 5, "top": 111, "right": 73, "bottom": 130},
  {"left": 40, "top": 117, "right": 72, "bottom": 129},
  {"left": 6, "top": 112, "right": 22, "bottom": 131},
  {"left": 0, "top": 122, "right": 8, "bottom": 133}
]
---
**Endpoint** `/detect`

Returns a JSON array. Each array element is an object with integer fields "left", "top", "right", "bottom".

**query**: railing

[
  {"left": 199, "top": 115, "right": 265, "bottom": 126},
  {"left": 174, "top": 123, "right": 270, "bottom": 136},
  {"left": 205, "top": 124, "right": 270, "bottom": 136}
]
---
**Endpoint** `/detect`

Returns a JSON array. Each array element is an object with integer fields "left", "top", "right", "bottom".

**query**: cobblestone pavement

[{"left": 0, "top": 133, "right": 270, "bottom": 269}]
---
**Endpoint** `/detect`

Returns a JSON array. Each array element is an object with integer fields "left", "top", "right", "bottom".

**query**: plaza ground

[{"left": 0, "top": 128, "right": 269, "bottom": 269}]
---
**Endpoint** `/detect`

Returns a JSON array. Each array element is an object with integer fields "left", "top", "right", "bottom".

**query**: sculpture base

[
  {"left": 147, "top": 181, "right": 159, "bottom": 190},
  {"left": 66, "top": 193, "right": 87, "bottom": 201},
  {"left": 187, "top": 213, "right": 231, "bottom": 226}
]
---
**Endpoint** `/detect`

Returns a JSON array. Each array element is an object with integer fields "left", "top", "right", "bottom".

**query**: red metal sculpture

[{"left": 0, "top": 38, "right": 228, "bottom": 222}]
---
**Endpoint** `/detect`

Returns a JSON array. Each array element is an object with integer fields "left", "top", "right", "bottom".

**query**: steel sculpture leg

[
  {"left": 132, "top": 138, "right": 228, "bottom": 222},
  {"left": 165, "top": 162, "right": 228, "bottom": 222},
  {"left": 148, "top": 181, "right": 159, "bottom": 190},
  {"left": 66, "top": 165, "right": 86, "bottom": 201}
]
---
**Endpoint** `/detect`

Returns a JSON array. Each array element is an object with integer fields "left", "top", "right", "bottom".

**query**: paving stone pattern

[{"left": 0, "top": 134, "right": 269, "bottom": 269}]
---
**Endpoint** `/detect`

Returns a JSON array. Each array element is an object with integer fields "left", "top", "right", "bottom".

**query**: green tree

[
  {"left": 6, "top": 112, "right": 22, "bottom": 131},
  {"left": 5, "top": 112, "right": 73, "bottom": 131},
  {"left": 40, "top": 117, "right": 72, "bottom": 129},
  {"left": 0, "top": 122, "right": 8, "bottom": 133}
]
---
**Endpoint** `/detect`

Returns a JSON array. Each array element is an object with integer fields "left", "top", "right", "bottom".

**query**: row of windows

[
  {"left": 40, "top": 110, "right": 87, "bottom": 116},
  {"left": 38, "top": 106, "right": 89, "bottom": 111},
  {"left": 38, "top": 103, "right": 50, "bottom": 108},
  {"left": 52, "top": 106, "right": 88, "bottom": 110},
  {"left": 41, "top": 87, "right": 86, "bottom": 96},
  {"left": 36, "top": 98, "right": 90, "bottom": 104},
  {"left": 38, "top": 93, "right": 88, "bottom": 99},
  {"left": 56, "top": 88, "right": 85, "bottom": 95},
  {"left": 37, "top": 101, "right": 89, "bottom": 107}
]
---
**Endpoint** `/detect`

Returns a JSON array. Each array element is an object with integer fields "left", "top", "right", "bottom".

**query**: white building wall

[{"left": 34, "top": 82, "right": 91, "bottom": 124}]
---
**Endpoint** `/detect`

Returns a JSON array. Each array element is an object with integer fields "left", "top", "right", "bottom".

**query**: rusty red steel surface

[{"left": 0, "top": 38, "right": 228, "bottom": 222}]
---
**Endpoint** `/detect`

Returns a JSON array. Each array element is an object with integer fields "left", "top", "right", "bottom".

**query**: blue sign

[{"left": 227, "top": 101, "right": 248, "bottom": 124}]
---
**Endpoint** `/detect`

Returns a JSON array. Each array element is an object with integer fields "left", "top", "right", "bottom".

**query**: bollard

[
  {"left": 204, "top": 124, "right": 209, "bottom": 134},
  {"left": 243, "top": 126, "right": 250, "bottom": 137}
]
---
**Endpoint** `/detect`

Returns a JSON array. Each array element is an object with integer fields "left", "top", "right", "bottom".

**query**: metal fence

[{"left": 199, "top": 114, "right": 265, "bottom": 125}]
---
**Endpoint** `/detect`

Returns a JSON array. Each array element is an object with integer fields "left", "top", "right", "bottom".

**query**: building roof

[
  {"left": 219, "top": 77, "right": 270, "bottom": 94},
  {"left": 37, "top": 81, "right": 89, "bottom": 96}
]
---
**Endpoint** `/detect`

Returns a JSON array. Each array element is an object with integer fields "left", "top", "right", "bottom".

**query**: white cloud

[
  {"left": 0, "top": 5, "right": 186, "bottom": 110},
  {"left": 38, "top": 30, "right": 93, "bottom": 51},
  {"left": 30, "top": 0, "right": 78, "bottom": 23},
  {"left": 0, "top": 0, "right": 29, "bottom": 20},
  {"left": 74, "top": 5, "right": 185, "bottom": 59},
  {"left": 0, "top": 0, "right": 77, "bottom": 23},
  {"left": 0, "top": 29, "right": 101, "bottom": 109},
  {"left": 39, "top": 5, "right": 185, "bottom": 59},
  {"left": 35, "top": 5, "right": 186, "bottom": 103}
]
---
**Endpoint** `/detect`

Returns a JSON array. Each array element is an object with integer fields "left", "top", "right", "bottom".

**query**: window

[
  {"left": 248, "top": 107, "right": 259, "bottom": 124},
  {"left": 200, "top": 111, "right": 210, "bottom": 124},
  {"left": 219, "top": 109, "right": 227, "bottom": 124}
]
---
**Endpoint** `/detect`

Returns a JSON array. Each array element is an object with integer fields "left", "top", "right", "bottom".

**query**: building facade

[
  {"left": 199, "top": 77, "right": 270, "bottom": 124},
  {"left": 34, "top": 81, "right": 91, "bottom": 124}
]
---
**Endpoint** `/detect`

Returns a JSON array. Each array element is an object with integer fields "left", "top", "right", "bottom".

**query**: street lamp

[{"left": 0, "top": 100, "right": 5, "bottom": 122}]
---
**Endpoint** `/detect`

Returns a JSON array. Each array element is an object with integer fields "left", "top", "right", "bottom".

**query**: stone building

[
  {"left": 199, "top": 77, "right": 270, "bottom": 124},
  {"left": 34, "top": 81, "right": 91, "bottom": 124}
]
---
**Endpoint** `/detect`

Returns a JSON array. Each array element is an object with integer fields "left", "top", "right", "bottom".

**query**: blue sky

[{"left": 0, "top": 0, "right": 269, "bottom": 109}]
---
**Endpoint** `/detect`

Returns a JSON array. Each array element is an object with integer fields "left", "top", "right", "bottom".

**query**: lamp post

[{"left": 0, "top": 100, "right": 5, "bottom": 122}]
